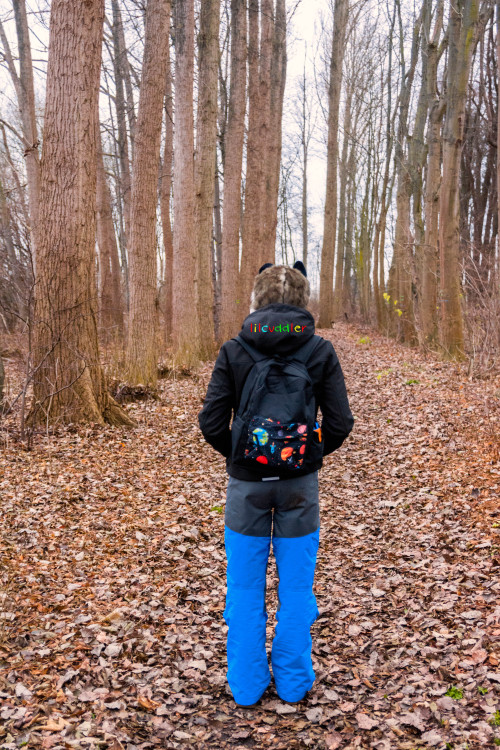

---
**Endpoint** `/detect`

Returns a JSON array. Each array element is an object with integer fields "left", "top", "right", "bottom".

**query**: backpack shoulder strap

[
  {"left": 289, "top": 334, "right": 323, "bottom": 366},
  {"left": 233, "top": 335, "right": 270, "bottom": 417},
  {"left": 234, "top": 334, "right": 269, "bottom": 362}
]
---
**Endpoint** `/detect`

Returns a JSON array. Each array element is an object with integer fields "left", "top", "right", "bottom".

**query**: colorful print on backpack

[{"left": 243, "top": 417, "right": 322, "bottom": 470}]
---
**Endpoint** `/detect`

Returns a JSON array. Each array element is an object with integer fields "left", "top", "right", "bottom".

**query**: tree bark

[
  {"left": 160, "top": 33, "right": 174, "bottom": 342},
  {"left": 111, "top": 0, "right": 136, "bottom": 150},
  {"left": 373, "top": 5, "right": 397, "bottom": 330},
  {"left": 391, "top": 0, "right": 421, "bottom": 344},
  {"left": 31, "top": 0, "right": 133, "bottom": 426},
  {"left": 0, "top": 354, "right": 4, "bottom": 403},
  {"left": 421, "top": 0, "right": 445, "bottom": 346},
  {"left": 301, "top": 65, "right": 309, "bottom": 269},
  {"left": 497, "top": 0, "right": 500, "bottom": 286},
  {"left": 111, "top": 0, "right": 133, "bottom": 296},
  {"left": 257, "top": 0, "right": 274, "bottom": 268},
  {"left": 172, "top": 0, "right": 200, "bottom": 360},
  {"left": 336, "top": 85, "right": 352, "bottom": 316},
  {"left": 408, "top": 0, "right": 432, "bottom": 344},
  {"left": 262, "top": 0, "right": 286, "bottom": 260},
  {"left": 96, "top": 128, "right": 124, "bottom": 342},
  {"left": 319, "top": 0, "right": 348, "bottom": 327},
  {"left": 195, "top": 0, "right": 220, "bottom": 356},
  {"left": 0, "top": 1, "right": 40, "bottom": 265},
  {"left": 343, "top": 131, "right": 356, "bottom": 314},
  {"left": 213, "top": 154, "right": 223, "bottom": 339},
  {"left": 439, "top": 0, "right": 479, "bottom": 357},
  {"left": 126, "top": 0, "right": 171, "bottom": 385},
  {"left": 240, "top": 0, "right": 267, "bottom": 307},
  {"left": 219, "top": 0, "right": 247, "bottom": 341}
]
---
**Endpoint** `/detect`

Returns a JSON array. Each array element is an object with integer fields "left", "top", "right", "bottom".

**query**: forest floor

[{"left": 0, "top": 323, "right": 500, "bottom": 750}]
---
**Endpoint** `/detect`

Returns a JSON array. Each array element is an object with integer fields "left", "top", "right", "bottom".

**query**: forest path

[{"left": 0, "top": 323, "right": 499, "bottom": 750}]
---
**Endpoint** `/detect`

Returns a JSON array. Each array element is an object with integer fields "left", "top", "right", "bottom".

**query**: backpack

[{"left": 230, "top": 334, "right": 324, "bottom": 475}]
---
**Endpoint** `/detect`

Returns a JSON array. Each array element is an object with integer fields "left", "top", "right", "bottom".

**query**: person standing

[{"left": 198, "top": 262, "right": 354, "bottom": 706}]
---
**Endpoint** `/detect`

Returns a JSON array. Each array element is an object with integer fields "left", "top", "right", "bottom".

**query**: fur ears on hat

[
  {"left": 258, "top": 263, "right": 274, "bottom": 274},
  {"left": 293, "top": 260, "right": 307, "bottom": 277},
  {"left": 258, "top": 261, "right": 307, "bottom": 278}
]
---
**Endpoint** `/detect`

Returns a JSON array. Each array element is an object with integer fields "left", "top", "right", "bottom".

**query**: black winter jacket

[{"left": 198, "top": 304, "right": 354, "bottom": 481}]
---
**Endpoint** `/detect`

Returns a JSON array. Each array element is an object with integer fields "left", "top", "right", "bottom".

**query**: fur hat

[{"left": 250, "top": 261, "right": 310, "bottom": 312}]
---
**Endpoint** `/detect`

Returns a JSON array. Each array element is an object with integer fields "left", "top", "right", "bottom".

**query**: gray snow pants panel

[{"left": 225, "top": 471, "right": 319, "bottom": 538}]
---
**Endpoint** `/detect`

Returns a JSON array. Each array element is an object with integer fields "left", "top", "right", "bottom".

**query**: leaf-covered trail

[{"left": 1, "top": 323, "right": 499, "bottom": 750}]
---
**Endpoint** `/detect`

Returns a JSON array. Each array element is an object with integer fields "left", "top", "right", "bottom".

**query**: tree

[
  {"left": 31, "top": 0, "right": 132, "bottom": 426},
  {"left": 172, "top": 0, "right": 200, "bottom": 360},
  {"left": 262, "top": 0, "right": 287, "bottom": 260},
  {"left": 390, "top": 0, "right": 422, "bottom": 345},
  {"left": 319, "top": 0, "right": 348, "bottom": 327},
  {"left": 497, "top": 0, "right": 500, "bottom": 288},
  {"left": 299, "top": 59, "right": 311, "bottom": 268},
  {"left": 421, "top": 0, "right": 445, "bottom": 346},
  {"left": 439, "top": 0, "right": 480, "bottom": 356},
  {"left": 219, "top": 0, "right": 247, "bottom": 341},
  {"left": 96, "top": 128, "right": 124, "bottom": 341},
  {"left": 0, "top": 0, "right": 40, "bottom": 262},
  {"left": 195, "top": 0, "right": 220, "bottom": 356},
  {"left": 160, "top": 30, "right": 174, "bottom": 342},
  {"left": 110, "top": 0, "right": 134, "bottom": 299},
  {"left": 126, "top": 0, "right": 171, "bottom": 385},
  {"left": 240, "top": 0, "right": 273, "bottom": 307}
]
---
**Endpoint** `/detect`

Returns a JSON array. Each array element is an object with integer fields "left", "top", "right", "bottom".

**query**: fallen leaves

[
  {"left": 355, "top": 712, "right": 379, "bottom": 730},
  {"left": 0, "top": 323, "right": 499, "bottom": 748},
  {"left": 324, "top": 730, "right": 342, "bottom": 749},
  {"left": 37, "top": 717, "right": 68, "bottom": 731},
  {"left": 137, "top": 695, "right": 161, "bottom": 712}
]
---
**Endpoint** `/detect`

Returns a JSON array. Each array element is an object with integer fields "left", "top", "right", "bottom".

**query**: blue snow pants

[{"left": 224, "top": 472, "right": 320, "bottom": 705}]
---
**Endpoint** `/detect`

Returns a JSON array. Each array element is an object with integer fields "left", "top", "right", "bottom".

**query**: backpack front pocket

[{"left": 244, "top": 416, "right": 309, "bottom": 470}]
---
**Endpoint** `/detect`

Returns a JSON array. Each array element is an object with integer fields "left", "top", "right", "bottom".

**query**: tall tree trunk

[
  {"left": 96, "top": 128, "right": 124, "bottom": 342},
  {"left": 111, "top": 0, "right": 132, "bottom": 300},
  {"left": 31, "top": 0, "right": 132, "bottom": 426},
  {"left": 240, "top": 0, "right": 273, "bottom": 308},
  {"left": 319, "top": 0, "right": 348, "bottom": 327},
  {"left": 343, "top": 134, "right": 356, "bottom": 312},
  {"left": 391, "top": 0, "right": 422, "bottom": 344},
  {"left": 0, "top": 174, "right": 16, "bottom": 271},
  {"left": 409, "top": 0, "right": 432, "bottom": 344},
  {"left": 213, "top": 154, "right": 223, "bottom": 339},
  {"left": 497, "top": 0, "right": 500, "bottom": 286},
  {"left": 195, "top": 0, "right": 220, "bottom": 357},
  {"left": 172, "top": 0, "right": 199, "bottom": 360},
  {"left": 160, "top": 34, "right": 174, "bottom": 343},
  {"left": 337, "top": 85, "right": 352, "bottom": 317},
  {"left": 0, "top": 168, "right": 22, "bottom": 330},
  {"left": 439, "top": 0, "right": 479, "bottom": 357},
  {"left": 0, "top": 1, "right": 40, "bottom": 265},
  {"left": 111, "top": 0, "right": 136, "bottom": 150},
  {"left": 262, "top": 0, "right": 286, "bottom": 260},
  {"left": 126, "top": 0, "right": 171, "bottom": 385},
  {"left": 301, "top": 67, "right": 309, "bottom": 268},
  {"left": 241, "top": 0, "right": 264, "bottom": 306},
  {"left": 421, "top": 0, "right": 445, "bottom": 346},
  {"left": 0, "top": 124, "right": 29, "bottom": 232},
  {"left": 219, "top": 0, "right": 246, "bottom": 341},
  {"left": 374, "top": 6, "right": 397, "bottom": 330}
]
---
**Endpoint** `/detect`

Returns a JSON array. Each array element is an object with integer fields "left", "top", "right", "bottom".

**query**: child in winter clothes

[{"left": 198, "top": 262, "right": 354, "bottom": 706}]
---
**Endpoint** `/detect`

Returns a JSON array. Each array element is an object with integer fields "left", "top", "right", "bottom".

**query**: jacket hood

[{"left": 239, "top": 303, "right": 315, "bottom": 356}]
